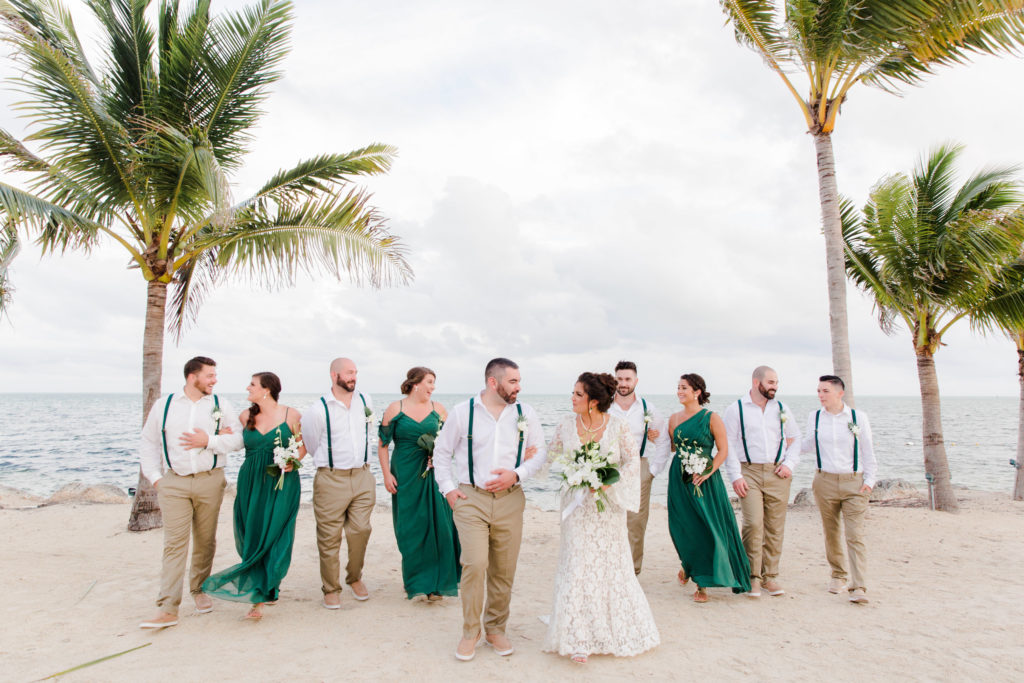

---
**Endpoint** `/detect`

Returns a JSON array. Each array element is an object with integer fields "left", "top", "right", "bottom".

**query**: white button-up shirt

[
  {"left": 301, "top": 391, "right": 375, "bottom": 470},
  {"left": 140, "top": 391, "right": 243, "bottom": 485},
  {"left": 608, "top": 395, "right": 670, "bottom": 470},
  {"left": 800, "top": 404, "right": 877, "bottom": 488},
  {"left": 433, "top": 393, "right": 547, "bottom": 496},
  {"left": 722, "top": 393, "right": 802, "bottom": 483}
]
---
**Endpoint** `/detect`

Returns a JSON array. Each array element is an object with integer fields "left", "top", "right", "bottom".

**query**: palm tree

[
  {"left": 0, "top": 0, "right": 412, "bottom": 530},
  {"left": 0, "top": 224, "right": 17, "bottom": 319},
  {"left": 719, "top": 0, "right": 1024, "bottom": 405},
  {"left": 842, "top": 144, "right": 1024, "bottom": 511}
]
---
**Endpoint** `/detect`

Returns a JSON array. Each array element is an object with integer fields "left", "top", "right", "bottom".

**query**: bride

[{"left": 542, "top": 372, "right": 660, "bottom": 663}]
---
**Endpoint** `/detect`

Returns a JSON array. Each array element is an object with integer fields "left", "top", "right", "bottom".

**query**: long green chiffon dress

[
  {"left": 203, "top": 419, "right": 300, "bottom": 603},
  {"left": 378, "top": 406, "right": 461, "bottom": 599},
  {"left": 667, "top": 409, "right": 751, "bottom": 593}
]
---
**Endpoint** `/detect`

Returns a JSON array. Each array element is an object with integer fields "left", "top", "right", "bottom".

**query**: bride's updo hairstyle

[
  {"left": 680, "top": 373, "right": 711, "bottom": 406},
  {"left": 245, "top": 371, "right": 282, "bottom": 431},
  {"left": 401, "top": 366, "right": 436, "bottom": 395},
  {"left": 577, "top": 372, "right": 618, "bottom": 412}
]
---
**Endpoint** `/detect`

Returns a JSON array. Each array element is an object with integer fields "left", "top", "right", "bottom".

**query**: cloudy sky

[{"left": 2, "top": 0, "right": 1023, "bottom": 398}]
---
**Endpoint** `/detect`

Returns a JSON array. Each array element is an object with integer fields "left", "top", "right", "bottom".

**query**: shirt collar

[
  {"left": 741, "top": 392, "right": 778, "bottom": 408},
  {"left": 176, "top": 389, "right": 213, "bottom": 404},
  {"left": 322, "top": 391, "right": 359, "bottom": 407}
]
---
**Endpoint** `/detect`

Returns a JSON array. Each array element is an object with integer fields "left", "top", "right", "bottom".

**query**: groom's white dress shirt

[
  {"left": 433, "top": 393, "right": 547, "bottom": 495},
  {"left": 800, "top": 404, "right": 878, "bottom": 488},
  {"left": 301, "top": 392, "right": 375, "bottom": 469},
  {"left": 722, "top": 394, "right": 802, "bottom": 483},
  {"left": 608, "top": 395, "right": 670, "bottom": 469},
  {"left": 140, "top": 391, "right": 243, "bottom": 485}
]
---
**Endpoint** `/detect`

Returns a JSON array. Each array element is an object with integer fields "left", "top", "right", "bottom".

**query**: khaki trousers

[
  {"left": 812, "top": 471, "right": 869, "bottom": 591},
  {"left": 626, "top": 456, "right": 655, "bottom": 574},
  {"left": 313, "top": 465, "right": 375, "bottom": 594},
  {"left": 155, "top": 468, "right": 226, "bottom": 615},
  {"left": 739, "top": 462, "right": 792, "bottom": 581},
  {"left": 452, "top": 484, "right": 526, "bottom": 639}
]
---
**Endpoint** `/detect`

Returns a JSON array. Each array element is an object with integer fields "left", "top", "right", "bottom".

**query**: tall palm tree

[
  {"left": 0, "top": 0, "right": 412, "bottom": 530},
  {"left": 0, "top": 224, "right": 16, "bottom": 319},
  {"left": 719, "top": 0, "right": 1024, "bottom": 405},
  {"left": 842, "top": 144, "right": 1024, "bottom": 511}
]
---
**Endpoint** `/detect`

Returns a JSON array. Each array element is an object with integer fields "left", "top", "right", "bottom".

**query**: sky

[{"left": 1, "top": 0, "right": 1023, "bottom": 399}]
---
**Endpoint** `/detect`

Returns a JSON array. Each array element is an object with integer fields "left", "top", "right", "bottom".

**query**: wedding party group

[{"left": 136, "top": 355, "right": 877, "bottom": 664}]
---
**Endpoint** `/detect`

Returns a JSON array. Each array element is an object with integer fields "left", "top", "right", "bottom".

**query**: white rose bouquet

[
  {"left": 554, "top": 439, "right": 621, "bottom": 512},
  {"left": 676, "top": 437, "right": 711, "bottom": 497},
  {"left": 266, "top": 427, "right": 303, "bottom": 490}
]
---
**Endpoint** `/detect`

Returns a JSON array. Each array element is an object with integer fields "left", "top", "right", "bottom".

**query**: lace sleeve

[{"left": 607, "top": 417, "right": 641, "bottom": 513}]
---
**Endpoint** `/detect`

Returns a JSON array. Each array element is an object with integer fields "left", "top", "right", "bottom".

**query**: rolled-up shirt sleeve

[
  {"left": 859, "top": 412, "right": 877, "bottom": 488},
  {"left": 722, "top": 402, "right": 743, "bottom": 483},
  {"left": 207, "top": 398, "right": 243, "bottom": 455},
  {"left": 140, "top": 399, "right": 166, "bottom": 486},
  {"left": 648, "top": 417, "right": 672, "bottom": 477},
  {"left": 433, "top": 410, "right": 461, "bottom": 496},
  {"left": 780, "top": 411, "right": 802, "bottom": 471}
]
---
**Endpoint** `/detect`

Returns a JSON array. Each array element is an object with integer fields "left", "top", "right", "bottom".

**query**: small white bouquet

[
  {"left": 676, "top": 437, "right": 711, "bottom": 497},
  {"left": 266, "top": 427, "right": 303, "bottom": 490},
  {"left": 554, "top": 439, "right": 621, "bottom": 512}
]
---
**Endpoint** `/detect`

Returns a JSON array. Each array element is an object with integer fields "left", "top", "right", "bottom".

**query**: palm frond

[
  {"left": 0, "top": 181, "right": 101, "bottom": 252},
  {"left": 0, "top": 223, "right": 19, "bottom": 319},
  {"left": 167, "top": 247, "right": 219, "bottom": 340},
  {"left": 86, "top": 0, "right": 157, "bottom": 122}
]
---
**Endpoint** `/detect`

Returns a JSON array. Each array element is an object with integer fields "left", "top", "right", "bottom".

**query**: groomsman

[
  {"left": 723, "top": 366, "right": 801, "bottom": 598},
  {"left": 608, "top": 360, "right": 668, "bottom": 575},
  {"left": 138, "top": 356, "right": 243, "bottom": 629},
  {"left": 800, "top": 375, "right": 877, "bottom": 604},
  {"left": 434, "top": 358, "right": 547, "bottom": 662},
  {"left": 301, "top": 358, "right": 376, "bottom": 608}
]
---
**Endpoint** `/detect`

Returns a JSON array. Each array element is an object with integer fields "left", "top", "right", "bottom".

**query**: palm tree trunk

[
  {"left": 127, "top": 279, "right": 167, "bottom": 531},
  {"left": 813, "top": 132, "right": 855, "bottom": 406},
  {"left": 1015, "top": 336, "right": 1024, "bottom": 501},
  {"left": 915, "top": 347, "right": 958, "bottom": 511}
]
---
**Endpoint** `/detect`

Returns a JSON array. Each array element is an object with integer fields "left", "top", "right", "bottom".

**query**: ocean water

[{"left": 0, "top": 393, "right": 1017, "bottom": 510}]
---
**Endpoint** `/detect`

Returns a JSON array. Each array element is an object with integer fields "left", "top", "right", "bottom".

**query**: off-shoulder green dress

[
  {"left": 379, "top": 406, "right": 461, "bottom": 599},
  {"left": 667, "top": 409, "right": 751, "bottom": 593},
  {"left": 203, "top": 419, "right": 301, "bottom": 603}
]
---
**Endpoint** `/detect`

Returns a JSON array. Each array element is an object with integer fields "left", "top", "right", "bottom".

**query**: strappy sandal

[
  {"left": 570, "top": 653, "right": 588, "bottom": 664},
  {"left": 693, "top": 587, "right": 708, "bottom": 603},
  {"left": 245, "top": 606, "right": 264, "bottom": 621},
  {"left": 678, "top": 568, "right": 689, "bottom": 586}
]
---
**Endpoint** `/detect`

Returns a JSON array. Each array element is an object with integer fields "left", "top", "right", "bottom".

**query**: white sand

[{"left": 3, "top": 490, "right": 1022, "bottom": 681}]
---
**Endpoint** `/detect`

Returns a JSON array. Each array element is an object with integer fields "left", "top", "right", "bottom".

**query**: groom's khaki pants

[
  {"left": 812, "top": 471, "right": 869, "bottom": 591},
  {"left": 739, "top": 462, "right": 792, "bottom": 581},
  {"left": 626, "top": 456, "right": 655, "bottom": 574},
  {"left": 313, "top": 465, "right": 375, "bottom": 594},
  {"left": 155, "top": 468, "right": 226, "bottom": 615},
  {"left": 453, "top": 484, "right": 525, "bottom": 639}
]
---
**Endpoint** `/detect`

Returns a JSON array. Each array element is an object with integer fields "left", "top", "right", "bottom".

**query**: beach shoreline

[{"left": 3, "top": 487, "right": 1022, "bottom": 681}]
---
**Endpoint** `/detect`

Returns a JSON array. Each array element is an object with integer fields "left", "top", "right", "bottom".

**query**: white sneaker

[{"left": 745, "top": 578, "right": 761, "bottom": 598}]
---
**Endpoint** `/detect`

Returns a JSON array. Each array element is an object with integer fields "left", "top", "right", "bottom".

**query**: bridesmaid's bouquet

[
  {"left": 676, "top": 438, "right": 711, "bottom": 497},
  {"left": 554, "top": 440, "right": 621, "bottom": 512},
  {"left": 266, "top": 427, "right": 303, "bottom": 491},
  {"left": 417, "top": 421, "right": 444, "bottom": 478}
]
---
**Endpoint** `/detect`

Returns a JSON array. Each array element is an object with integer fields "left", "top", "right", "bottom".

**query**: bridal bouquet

[
  {"left": 554, "top": 439, "right": 621, "bottom": 513},
  {"left": 266, "top": 427, "right": 303, "bottom": 490},
  {"left": 417, "top": 421, "right": 444, "bottom": 478},
  {"left": 676, "top": 438, "right": 711, "bottom": 497}
]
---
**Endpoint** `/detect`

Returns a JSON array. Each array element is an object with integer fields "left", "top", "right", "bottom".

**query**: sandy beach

[{"left": 3, "top": 488, "right": 1022, "bottom": 682}]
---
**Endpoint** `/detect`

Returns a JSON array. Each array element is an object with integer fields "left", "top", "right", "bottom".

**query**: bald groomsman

[
  {"left": 609, "top": 360, "right": 668, "bottom": 575},
  {"left": 301, "top": 358, "right": 376, "bottom": 608},
  {"left": 801, "top": 375, "right": 877, "bottom": 604},
  {"left": 723, "top": 366, "right": 801, "bottom": 598}
]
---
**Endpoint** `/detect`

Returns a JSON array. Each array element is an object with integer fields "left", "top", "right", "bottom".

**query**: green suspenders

[
  {"left": 360, "top": 394, "right": 369, "bottom": 464},
  {"left": 737, "top": 399, "right": 785, "bottom": 464},
  {"left": 320, "top": 397, "right": 333, "bottom": 469},
  {"left": 466, "top": 398, "right": 523, "bottom": 487},
  {"left": 815, "top": 408, "right": 858, "bottom": 471},
  {"left": 161, "top": 394, "right": 221, "bottom": 471},
  {"left": 639, "top": 398, "right": 649, "bottom": 457}
]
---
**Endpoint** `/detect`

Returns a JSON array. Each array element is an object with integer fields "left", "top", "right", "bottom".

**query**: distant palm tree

[
  {"left": 0, "top": 224, "right": 16, "bottom": 319},
  {"left": 842, "top": 144, "right": 1024, "bottom": 511},
  {"left": 719, "top": 0, "right": 1024, "bottom": 404},
  {"left": 0, "top": 0, "right": 412, "bottom": 530}
]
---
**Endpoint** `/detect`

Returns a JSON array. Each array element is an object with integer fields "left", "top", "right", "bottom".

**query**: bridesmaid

[
  {"left": 667, "top": 373, "right": 751, "bottom": 602},
  {"left": 203, "top": 372, "right": 303, "bottom": 620},
  {"left": 377, "top": 367, "right": 460, "bottom": 600}
]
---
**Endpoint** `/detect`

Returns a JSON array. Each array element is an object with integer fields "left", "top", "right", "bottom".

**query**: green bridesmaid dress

[
  {"left": 378, "top": 405, "right": 461, "bottom": 599},
  {"left": 203, "top": 418, "right": 301, "bottom": 603},
  {"left": 667, "top": 409, "right": 751, "bottom": 593}
]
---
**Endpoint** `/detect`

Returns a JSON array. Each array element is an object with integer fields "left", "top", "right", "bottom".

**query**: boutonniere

[
  {"left": 780, "top": 411, "right": 789, "bottom": 424},
  {"left": 516, "top": 415, "right": 529, "bottom": 432},
  {"left": 364, "top": 406, "right": 375, "bottom": 424},
  {"left": 211, "top": 406, "right": 223, "bottom": 429},
  {"left": 848, "top": 421, "right": 860, "bottom": 437},
  {"left": 643, "top": 409, "right": 653, "bottom": 425}
]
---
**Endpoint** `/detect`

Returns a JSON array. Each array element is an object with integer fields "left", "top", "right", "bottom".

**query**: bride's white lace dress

[{"left": 541, "top": 415, "right": 660, "bottom": 657}]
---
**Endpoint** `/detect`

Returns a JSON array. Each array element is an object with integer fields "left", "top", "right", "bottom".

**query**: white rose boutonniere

[
  {"left": 364, "top": 406, "right": 375, "bottom": 424},
  {"left": 848, "top": 421, "right": 860, "bottom": 437},
  {"left": 211, "top": 406, "right": 223, "bottom": 431},
  {"left": 780, "top": 411, "right": 789, "bottom": 424},
  {"left": 516, "top": 415, "right": 529, "bottom": 433},
  {"left": 643, "top": 409, "right": 653, "bottom": 425}
]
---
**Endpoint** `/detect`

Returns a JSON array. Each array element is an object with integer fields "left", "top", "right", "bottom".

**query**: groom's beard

[
  {"left": 617, "top": 386, "right": 634, "bottom": 396},
  {"left": 497, "top": 385, "right": 518, "bottom": 404},
  {"left": 336, "top": 377, "right": 356, "bottom": 393},
  {"left": 191, "top": 379, "right": 214, "bottom": 395},
  {"left": 757, "top": 383, "right": 776, "bottom": 400}
]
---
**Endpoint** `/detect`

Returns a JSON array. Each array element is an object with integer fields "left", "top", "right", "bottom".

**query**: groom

[{"left": 433, "top": 358, "right": 547, "bottom": 661}]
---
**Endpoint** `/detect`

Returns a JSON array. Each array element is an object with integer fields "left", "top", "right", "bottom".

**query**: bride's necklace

[{"left": 578, "top": 413, "right": 607, "bottom": 434}]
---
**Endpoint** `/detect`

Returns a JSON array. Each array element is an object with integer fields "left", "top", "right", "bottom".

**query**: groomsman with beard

[
  {"left": 608, "top": 361, "right": 669, "bottom": 575},
  {"left": 434, "top": 358, "right": 547, "bottom": 661},
  {"left": 723, "top": 366, "right": 801, "bottom": 598},
  {"left": 139, "top": 356, "right": 244, "bottom": 629},
  {"left": 301, "top": 358, "right": 376, "bottom": 608}
]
